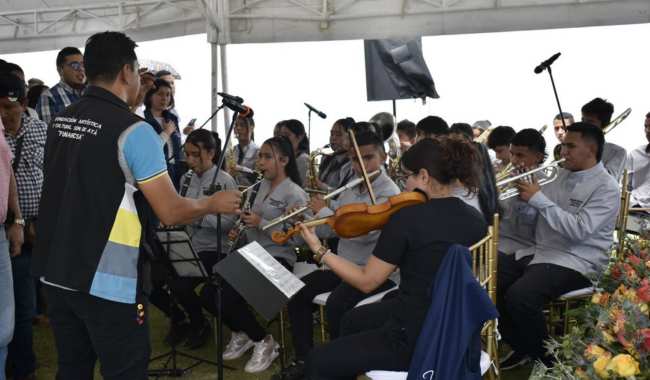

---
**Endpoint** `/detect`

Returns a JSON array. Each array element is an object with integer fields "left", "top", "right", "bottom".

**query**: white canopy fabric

[{"left": 1, "top": 0, "right": 649, "bottom": 54}]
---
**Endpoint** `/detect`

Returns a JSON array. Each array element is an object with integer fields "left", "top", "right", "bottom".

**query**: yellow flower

[
  {"left": 592, "top": 293, "right": 602, "bottom": 304},
  {"left": 602, "top": 330, "right": 616, "bottom": 344},
  {"left": 585, "top": 344, "right": 607, "bottom": 360},
  {"left": 593, "top": 354, "right": 612, "bottom": 379},
  {"left": 575, "top": 368, "right": 589, "bottom": 380},
  {"left": 606, "top": 354, "right": 640, "bottom": 377},
  {"left": 641, "top": 303, "right": 649, "bottom": 313}
]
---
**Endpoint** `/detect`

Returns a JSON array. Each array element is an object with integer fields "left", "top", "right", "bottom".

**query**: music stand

[{"left": 147, "top": 226, "right": 233, "bottom": 377}]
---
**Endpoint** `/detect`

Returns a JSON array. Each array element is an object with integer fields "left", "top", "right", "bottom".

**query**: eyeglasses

[{"left": 66, "top": 61, "right": 84, "bottom": 71}]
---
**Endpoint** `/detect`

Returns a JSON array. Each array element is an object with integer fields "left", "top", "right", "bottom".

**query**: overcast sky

[{"left": 4, "top": 22, "right": 649, "bottom": 153}]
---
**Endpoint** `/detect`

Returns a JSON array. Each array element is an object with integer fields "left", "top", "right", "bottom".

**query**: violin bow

[{"left": 348, "top": 129, "right": 377, "bottom": 205}]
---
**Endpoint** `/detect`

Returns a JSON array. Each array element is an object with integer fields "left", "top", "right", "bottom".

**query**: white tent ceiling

[{"left": 0, "top": 0, "right": 649, "bottom": 54}]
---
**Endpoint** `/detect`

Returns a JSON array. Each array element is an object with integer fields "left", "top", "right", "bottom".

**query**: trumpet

[
  {"left": 495, "top": 162, "right": 515, "bottom": 182},
  {"left": 603, "top": 107, "right": 631, "bottom": 135},
  {"left": 497, "top": 158, "right": 565, "bottom": 200}
]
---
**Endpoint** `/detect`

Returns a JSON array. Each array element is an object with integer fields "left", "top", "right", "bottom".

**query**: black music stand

[{"left": 147, "top": 227, "right": 233, "bottom": 377}]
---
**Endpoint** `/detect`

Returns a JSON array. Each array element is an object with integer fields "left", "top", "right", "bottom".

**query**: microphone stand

[
  {"left": 204, "top": 100, "right": 240, "bottom": 380},
  {"left": 307, "top": 109, "right": 313, "bottom": 152},
  {"left": 545, "top": 66, "right": 567, "bottom": 130}
]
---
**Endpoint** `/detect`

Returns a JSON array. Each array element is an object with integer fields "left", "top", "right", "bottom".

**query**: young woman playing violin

[
  {"left": 272, "top": 125, "right": 400, "bottom": 380},
  {"left": 199, "top": 136, "right": 308, "bottom": 374},
  {"left": 300, "top": 137, "right": 488, "bottom": 380}
]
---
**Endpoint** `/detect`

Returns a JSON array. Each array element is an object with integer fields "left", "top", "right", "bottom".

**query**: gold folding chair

[
  {"left": 615, "top": 170, "right": 631, "bottom": 256},
  {"left": 469, "top": 213, "right": 500, "bottom": 380}
]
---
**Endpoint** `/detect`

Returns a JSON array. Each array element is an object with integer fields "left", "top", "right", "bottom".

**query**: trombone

[
  {"left": 497, "top": 159, "right": 565, "bottom": 200},
  {"left": 603, "top": 107, "right": 632, "bottom": 135}
]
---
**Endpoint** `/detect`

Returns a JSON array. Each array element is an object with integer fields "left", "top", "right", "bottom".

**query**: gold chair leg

[
  {"left": 279, "top": 309, "right": 287, "bottom": 363},
  {"left": 319, "top": 305, "right": 326, "bottom": 343}
]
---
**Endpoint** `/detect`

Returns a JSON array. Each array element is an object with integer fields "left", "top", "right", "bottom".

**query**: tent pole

[
  {"left": 211, "top": 42, "right": 219, "bottom": 133},
  {"left": 220, "top": 43, "right": 231, "bottom": 147}
]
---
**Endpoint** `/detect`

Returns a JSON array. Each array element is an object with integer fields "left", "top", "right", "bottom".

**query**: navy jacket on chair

[{"left": 407, "top": 244, "right": 498, "bottom": 380}]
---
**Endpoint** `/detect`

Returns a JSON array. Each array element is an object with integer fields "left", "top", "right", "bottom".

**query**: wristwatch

[{"left": 13, "top": 218, "right": 25, "bottom": 227}]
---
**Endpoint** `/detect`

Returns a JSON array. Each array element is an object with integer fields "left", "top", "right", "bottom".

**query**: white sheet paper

[{"left": 238, "top": 242, "right": 305, "bottom": 298}]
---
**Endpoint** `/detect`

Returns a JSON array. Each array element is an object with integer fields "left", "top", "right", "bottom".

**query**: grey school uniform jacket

[{"left": 245, "top": 177, "right": 309, "bottom": 266}]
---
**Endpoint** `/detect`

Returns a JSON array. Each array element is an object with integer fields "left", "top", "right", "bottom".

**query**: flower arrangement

[{"left": 530, "top": 237, "right": 650, "bottom": 379}]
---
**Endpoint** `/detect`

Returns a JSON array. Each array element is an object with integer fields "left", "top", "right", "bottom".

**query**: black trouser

[
  {"left": 496, "top": 253, "right": 591, "bottom": 361},
  {"left": 148, "top": 251, "right": 217, "bottom": 329},
  {"left": 287, "top": 270, "right": 395, "bottom": 361},
  {"left": 306, "top": 298, "right": 412, "bottom": 380},
  {"left": 199, "top": 258, "right": 292, "bottom": 342},
  {"left": 45, "top": 285, "right": 150, "bottom": 380},
  {"left": 7, "top": 246, "right": 36, "bottom": 377}
]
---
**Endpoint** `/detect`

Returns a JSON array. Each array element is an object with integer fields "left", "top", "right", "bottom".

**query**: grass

[{"left": 32, "top": 308, "right": 533, "bottom": 379}]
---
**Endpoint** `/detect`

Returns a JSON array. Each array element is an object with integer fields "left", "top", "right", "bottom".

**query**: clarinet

[
  {"left": 226, "top": 178, "right": 262, "bottom": 251},
  {"left": 179, "top": 170, "right": 194, "bottom": 197}
]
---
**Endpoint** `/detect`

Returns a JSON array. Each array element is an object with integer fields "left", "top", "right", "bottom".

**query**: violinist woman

[
  {"left": 199, "top": 136, "right": 308, "bottom": 373},
  {"left": 278, "top": 119, "right": 310, "bottom": 186},
  {"left": 300, "top": 137, "right": 488, "bottom": 379},
  {"left": 273, "top": 124, "right": 400, "bottom": 380}
]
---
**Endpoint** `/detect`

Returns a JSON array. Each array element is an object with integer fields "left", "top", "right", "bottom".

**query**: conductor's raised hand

[{"left": 208, "top": 190, "right": 242, "bottom": 214}]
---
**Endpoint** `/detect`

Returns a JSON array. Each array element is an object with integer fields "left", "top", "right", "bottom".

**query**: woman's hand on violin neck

[
  {"left": 309, "top": 195, "right": 326, "bottom": 214},
  {"left": 298, "top": 223, "right": 321, "bottom": 252}
]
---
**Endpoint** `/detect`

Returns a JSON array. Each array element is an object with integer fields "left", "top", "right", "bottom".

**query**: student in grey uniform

[
  {"left": 273, "top": 125, "right": 399, "bottom": 380},
  {"left": 626, "top": 112, "right": 650, "bottom": 232},
  {"left": 200, "top": 136, "right": 308, "bottom": 374},
  {"left": 498, "top": 123, "right": 620, "bottom": 370},
  {"left": 581, "top": 97, "right": 627, "bottom": 181},
  {"left": 231, "top": 110, "right": 260, "bottom": 187},
  {"left": 278, "top": 119, "right": 310, "bottom": 187},
  {"left": 498, "top": 129, "right": 546, "bottom": 255},
  {"left": 316, "top": 118, "right": 355, "bottom": 191},
  {"left": 148, "top": 129, "right": 238, "bottom": 350}
]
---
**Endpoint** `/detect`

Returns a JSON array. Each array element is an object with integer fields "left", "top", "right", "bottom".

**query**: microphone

[
  {"left": 218, "top": 92, "right": 244, "bottom": 104},
  {"left": 534, "top": 52, "right": 561, "bottom": 74},
  {"left": 222, "top": 98, "right": 247, "bottom": 113},
  {"left": 304, "top": 103, "right": 327, "bottom": 119}
]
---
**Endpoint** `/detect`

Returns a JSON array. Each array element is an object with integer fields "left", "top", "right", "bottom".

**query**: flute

[{"left": 261, "top": 170, "right": 381, "bottom": 231}]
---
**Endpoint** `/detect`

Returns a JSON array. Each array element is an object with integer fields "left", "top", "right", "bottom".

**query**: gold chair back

[
  {"left": 616, "top": 170, "right": 631, "bottom": 255},
  {"left": 469, "top": 214, "right": 500, "bottom": 379}
]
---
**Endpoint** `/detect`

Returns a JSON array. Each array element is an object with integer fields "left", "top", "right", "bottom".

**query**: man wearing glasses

[
  {"left": 35, "top": 47, "right": 86, "bottom": 125},
  {"left": 552, "top": 112, "right": 574, "bottom": 161}
]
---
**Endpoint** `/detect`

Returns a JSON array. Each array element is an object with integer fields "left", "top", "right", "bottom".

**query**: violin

[{"left": 271, "top": 191, "right": 427, "bottom": 245}]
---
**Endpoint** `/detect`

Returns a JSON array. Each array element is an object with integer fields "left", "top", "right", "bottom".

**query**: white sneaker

[
  {"left": 244, "top": 335, "right": 279, "bottom": 373},
  {"left": 222, "top": 331, "right": 254, "bottom": 360}
]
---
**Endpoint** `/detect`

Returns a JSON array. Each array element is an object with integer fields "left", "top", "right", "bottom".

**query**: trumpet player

[
  {"left": 497, "top": 123, "right": 620, "bottom": 370},
  {"left": 497, "top": 129, "right": 546, "bottom": 256},
  {"left": 581, "top": 98, "right": 627, "bottom": 180}
]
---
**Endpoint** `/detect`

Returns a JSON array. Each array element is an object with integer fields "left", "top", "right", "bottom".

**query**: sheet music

[{"left": 238, "top": 242, "right": 305, "bottom": 298}]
